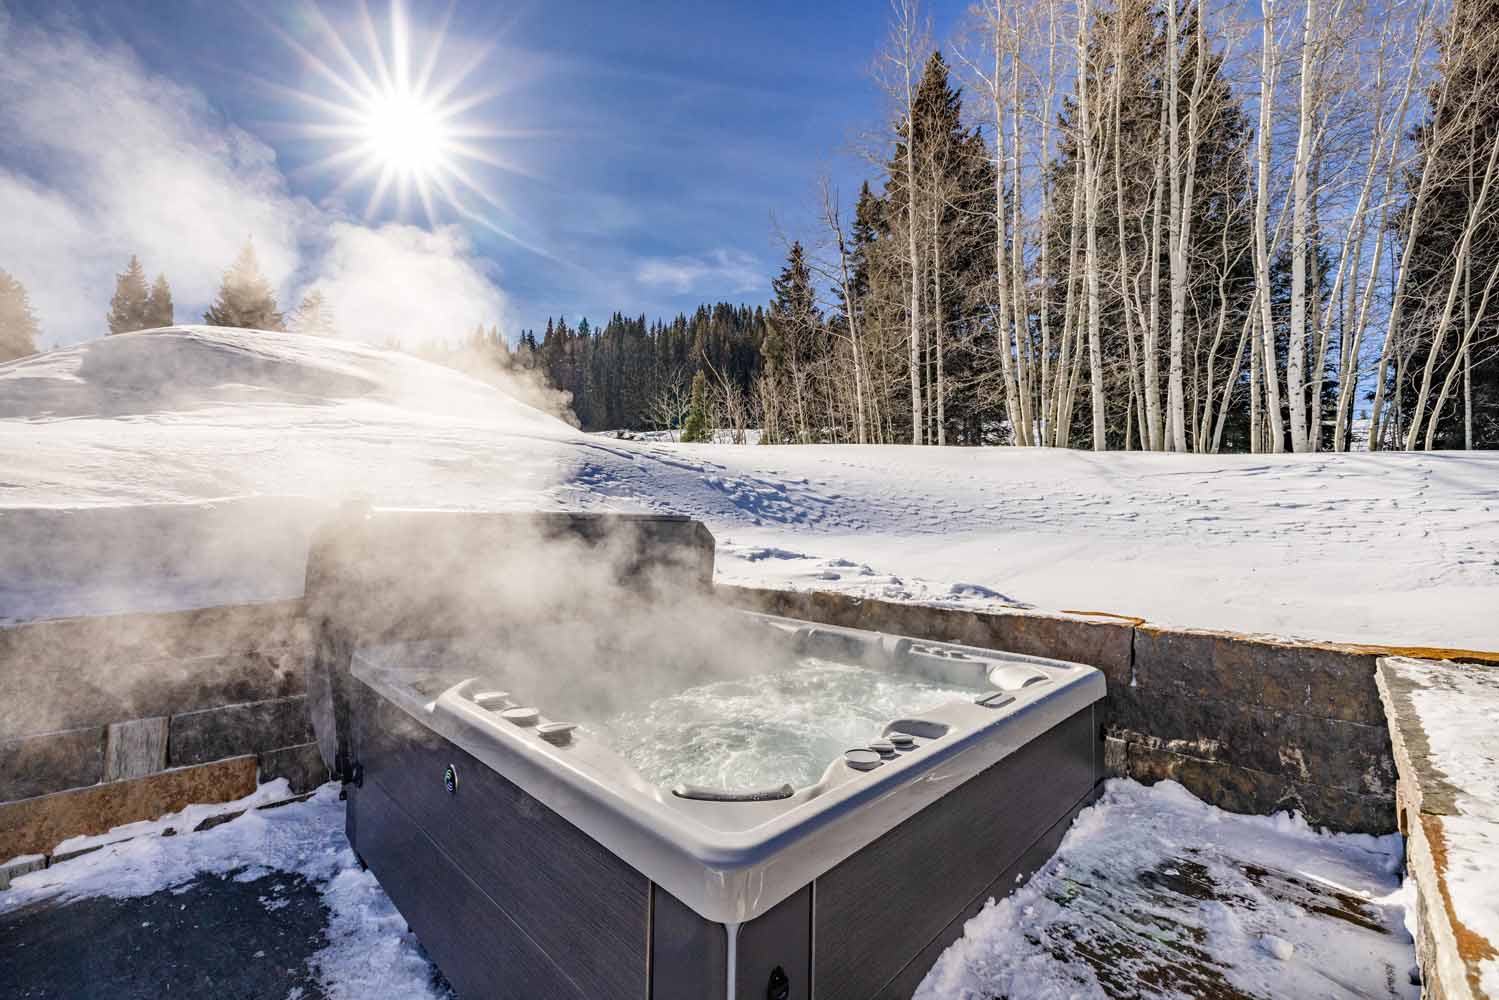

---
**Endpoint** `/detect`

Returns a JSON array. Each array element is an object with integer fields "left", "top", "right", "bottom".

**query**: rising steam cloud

[{"left": 0, "top": 7, "right": 514, "bottom": 353}]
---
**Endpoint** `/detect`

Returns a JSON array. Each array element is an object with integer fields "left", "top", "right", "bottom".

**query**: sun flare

[
  {"left": 360, "top": 91, "right": 450, "bottom": 178},
  {"left": 273, "top": 1, "right": 524, "bottom": 228}
]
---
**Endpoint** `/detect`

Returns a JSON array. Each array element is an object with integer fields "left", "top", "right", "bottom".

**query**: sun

[
  {"left": 359, "top": 91, "right": 450, "bottom": 178},
  {"left": 271, "top": 1, "right": 526, "bottom": 229}
]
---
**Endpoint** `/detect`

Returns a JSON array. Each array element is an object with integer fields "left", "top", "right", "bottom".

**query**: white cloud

[
  {"left": 0, "top": 18, "right": 304, "bottom": 345},
  {"left": 301, "top": 223, "right": 508, "bottom": 346},
  {"left": 636, "top": 249, "right": 763, "bottom": 296},
  {"left": 0, "top": 12, "right": 509, "bottom": 349}
]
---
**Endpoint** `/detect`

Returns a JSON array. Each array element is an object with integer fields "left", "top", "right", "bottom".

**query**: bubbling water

[{"left": 595, "top": 658, "right": 988, "bottom": 792}]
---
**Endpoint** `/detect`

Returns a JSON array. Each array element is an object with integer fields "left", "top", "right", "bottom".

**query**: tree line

[
  {"left": 0, "top": 239, "right": 337, "bottom": 362},
  {"left": 528, "top": 0, "right": 1497, "bottom": 451}
]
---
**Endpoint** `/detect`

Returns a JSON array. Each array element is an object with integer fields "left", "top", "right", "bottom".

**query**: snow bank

[{"left": 3, "top": 327, "right": 1495, "bottom": 648}]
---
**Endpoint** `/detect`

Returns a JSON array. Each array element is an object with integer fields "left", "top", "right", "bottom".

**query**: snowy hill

[{"left": 2, "top": 327, "right": 1496, "bottom": 648}]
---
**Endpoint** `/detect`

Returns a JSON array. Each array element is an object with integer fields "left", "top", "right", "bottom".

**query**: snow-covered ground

[
  {"left": 3, "top": 327, "right": 1495, "bottom": 647},
  {"left": 916, "top": 780, "right": 1415, "bottom": 1000},
  {"left": 0, "top": 779, "right": 1415, "bottom": 1000}
]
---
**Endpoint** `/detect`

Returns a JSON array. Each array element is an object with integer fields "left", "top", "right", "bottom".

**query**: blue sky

[{"left": 2, "top": 0, "right": 971, "bottom": 343}]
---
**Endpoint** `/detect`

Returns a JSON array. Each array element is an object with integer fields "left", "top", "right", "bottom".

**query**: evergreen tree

[
  {"left": 764, "top": 241, "right": 821, "bottom": 443},
  {"left": 291, "top": 290, "right": 337, "bottom": 336},
  {"left": 1045, "top": 0, "right": 1254, "bottom": 450},
  {"left": 680, "top": 371, "right": 711, "bottom": 442},
  {"left": 0, "top": 269, "right": 40, "bottom": 362},
  {"left": 146, "top": 274, "right": 173, "bottom": 329},
  {"left": 203, "top": 240, "right": 285, "bottom": 331},
  {"left": 106, "top": 255, "right": 152, "bottom": 334},
  {"left": 1393, "top": 0, "right": 1499, "bottom": 448}
]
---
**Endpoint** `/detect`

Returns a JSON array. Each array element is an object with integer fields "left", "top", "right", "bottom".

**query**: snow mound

[{"left": 0, "top": 326, "right": 565, "bottom": 429}]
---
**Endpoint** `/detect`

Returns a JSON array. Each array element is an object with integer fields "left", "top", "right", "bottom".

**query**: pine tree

[
  {"left": 0, "top": 270, "right": 41, "bottom": 362},
  {"left": 291, "top": 290, "right": 336, "bottom": 336},
  {"left": 106, "top": 255, "right": 152, "bottom": 335},
  {"left": 765, "top": 241, "right": 821, "bottom": 443},
  {"left": 203, "top": 240, "right": 285, "bottom": 331},
  {"left": 146, "top": 274, "right": 173, "bottom": 329},
  {"left": 680, "top": 371, "right": 711, "bottom": 442},
  {"left": 1393, "top": 0, "right": 1499, "bottom": 448}
]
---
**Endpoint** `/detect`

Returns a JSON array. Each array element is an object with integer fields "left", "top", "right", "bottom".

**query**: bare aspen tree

[
  {"left": 1076, "top": 0, "right": 1108, "bottom": 449},
  {"left": 1253, "top": 0, "right": 1286, "bottom": 453},
  {"left": 883, "top": 0, "right": 929, "bottom": 445}
]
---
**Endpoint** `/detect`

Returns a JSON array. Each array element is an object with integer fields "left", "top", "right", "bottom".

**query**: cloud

[
  {"left": 0, "top": 16, "right": 304, "bottom": 345},
  {"left": 0, "top": 11, "right": 509, "bottom": 350},
  {"left": 635, "top": 249, "right": 764, "bottom": 296},
  {"left": 300, "top": 223, "right": 508, "bottom": 346}
]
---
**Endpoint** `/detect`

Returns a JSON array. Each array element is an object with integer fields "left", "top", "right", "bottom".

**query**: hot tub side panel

[
  {"left": 347, "top": 677, "right": 651, "bottom": 1000},
  {"left": 811, "top": 704, "right": 1099, "bottom": 1000}
]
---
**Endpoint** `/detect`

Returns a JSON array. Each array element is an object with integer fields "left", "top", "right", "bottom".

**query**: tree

[
  {"left": 291, "top": 290, "right": 337, "bottom": 336},
  {"left": 146, "top": 274, "right": 173, "bottom": 329},
  {"left": 106, "top": 255, "right": 151, "bottom": 334},
  {"left": 1386, "top": 0, "right": 1499, "bottom": 449},
  {"left": 203, "top": 240, "right": 285, "bottom": 331},
  {"left": 680, "top": 371, "right": 712, "bottom": 442},
  {"left": 0, "top": 270, "right": 40, "bottom": 362},
  {"left": 765, "top": 241, "right": 822, "bottom": 443}
]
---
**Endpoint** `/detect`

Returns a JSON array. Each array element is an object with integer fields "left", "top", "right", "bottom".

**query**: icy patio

[{"left": 0, "top": 778, "right": 1416, "bottom": 1000}]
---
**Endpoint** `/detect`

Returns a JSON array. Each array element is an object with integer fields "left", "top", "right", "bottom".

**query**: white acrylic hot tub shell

[{"left": 351, "top": 616, "right": 1104, "bottom": 925}]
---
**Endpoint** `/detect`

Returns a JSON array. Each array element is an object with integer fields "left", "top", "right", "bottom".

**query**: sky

[{"left": 0, "top": 0, "right": 972, "bottom": 349}]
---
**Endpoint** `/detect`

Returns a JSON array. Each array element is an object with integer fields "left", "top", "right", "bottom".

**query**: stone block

[
  {"left": 0, "top": 854, "right": 45, "bottom": 891},
  {"left": 0, "top": 755, "right": 257, "bottom": 861},
  {"left": 167, "top": 696, "right": 313, "bottom": 768},
  {"left": 0, "top": 602, "right": 311, "bottom": 740},
  {"left": 1120, "top": 741, "right": 1395, "bottom": 834},
  {"left": 1103, "top": 682, "right": 1395, "bottom": 796},
  {"left": 715, "top": 585, "right": 1136, "bottom": 686},
  {"left": 2, "top": 644, "right": 311, "bottom": 743},
  {"left": 257, "top": 743, "right": 328, "bottom": 793},
  {"left": 1133, "top": 625, "right": 1385, "bottom": 725},
  {"left": 0, "top": 726, "right": 105, "bottom": 801},
  {"left": 103, "top": 717, "right": 168, "bottom": 782}
]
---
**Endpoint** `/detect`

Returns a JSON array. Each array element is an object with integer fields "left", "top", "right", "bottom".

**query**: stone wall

[
  {"left": 0, "top": 600, "right": 325, "bottom": 862},
  {"left": 716, "top": 585, "right": 1499, "bottom": 835}
]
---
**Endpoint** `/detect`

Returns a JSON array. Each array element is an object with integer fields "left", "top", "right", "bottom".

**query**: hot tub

[{"left": 344, "top": 611, "right": 1104, "bottom": 1000}]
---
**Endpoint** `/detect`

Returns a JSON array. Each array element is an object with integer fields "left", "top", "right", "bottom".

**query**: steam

[
  {"left": 297, "top": 223, "right": 508, "bottom": 347},
  {"left": 0, "top": 10, "right": 515, "bottom": 357}
]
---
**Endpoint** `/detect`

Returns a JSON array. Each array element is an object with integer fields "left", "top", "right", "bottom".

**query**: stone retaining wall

[
  {"left": 0, "top": 600, "right": 325, "bottom": 863},
  {"left": 715, "top": 585, "right": 1482, "bottom": 834}
]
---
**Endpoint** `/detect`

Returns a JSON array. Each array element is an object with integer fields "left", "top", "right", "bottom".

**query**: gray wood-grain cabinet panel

[
  {"left": 349, "top": 680, "right": 649, "bottom": 1000},
  {"left": 812, "top": 708, "right": 1096, "bottom": 1000},
  {"left": 349, "top": 777, "right": 590, "bottom": 999},
  {"left": 650, "top": 884, "right": 727, "bottom": 1000},
  {"left": 735, "top": 885, "right": 811, "bottom": 1000}
]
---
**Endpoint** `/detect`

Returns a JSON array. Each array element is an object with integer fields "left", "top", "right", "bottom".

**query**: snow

[
  {"left": 0, "top": 778, "right": 1414, "bottom": 999},
  {"left": 0, "top": 783, "right": 449, "bottom": 1000},
  {"left": 914, "top": 779, "right": 1416, "bottom": 1000},
  {"left": 1397, "top": 658, "right": 1499, "bottom": 994},
  {"left": 4, "top": 327, "right": 1497, "bottom": 649}
]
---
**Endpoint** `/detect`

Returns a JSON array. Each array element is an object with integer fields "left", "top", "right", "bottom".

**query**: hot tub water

[{"left": 595, "top": 658, "right": 990, "bottom": 791}]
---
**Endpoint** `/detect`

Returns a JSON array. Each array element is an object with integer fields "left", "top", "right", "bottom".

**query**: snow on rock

[
  {"left": 1399, "top": 659, "right": 1499, "bottom": 995},
  {"left": 3, "top": 327, "right": 1497, "bottom": 648},
  {"left": 914, "top": 779, "right": 1417, "bottom": 1000}
]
